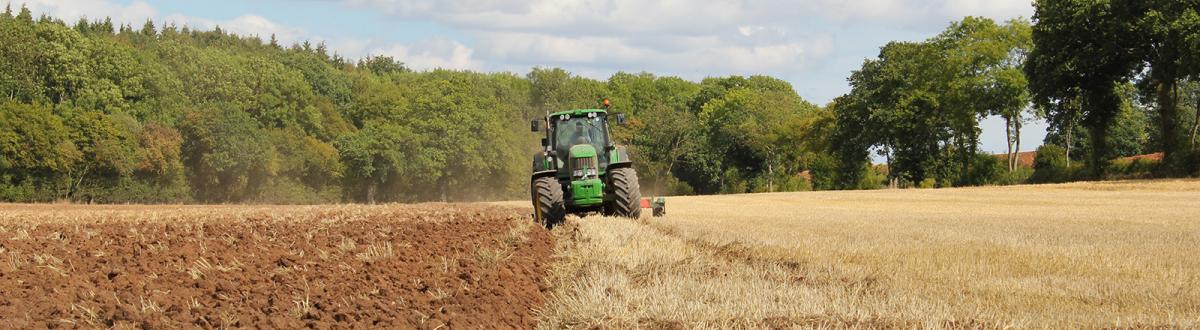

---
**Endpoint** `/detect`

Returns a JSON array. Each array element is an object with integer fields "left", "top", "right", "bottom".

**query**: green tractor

[{"left": 529, "top": 102, "right": 641, "bottom": 228}]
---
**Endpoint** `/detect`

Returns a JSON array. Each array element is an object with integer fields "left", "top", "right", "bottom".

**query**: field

[
  {"left": 538, "top": 179, "right": 1200, "bottom": 328},
  {"left": 2, "top": 180, "right": 1198, "bottom": 329},
  {"left": 0, "top": 203, "right": 552, "bottom": 328}
]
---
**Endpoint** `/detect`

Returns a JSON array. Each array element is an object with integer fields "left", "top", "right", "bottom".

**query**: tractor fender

[
  {"left": 607, "top": 145, "right": 633, "bottom": 169},
  {"left": 532, "top": 152, "right": 558, "bottom": 181},
  {"left": 532, "top": 152, "right": 556, "bottom": 173},
  {"left": 532, "top": 169, "right": 557, "bottom": 180}
]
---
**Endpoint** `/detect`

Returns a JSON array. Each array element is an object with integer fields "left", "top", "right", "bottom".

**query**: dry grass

[{"left": 538, "top": 179, "right": 1200, "bottom": 329}]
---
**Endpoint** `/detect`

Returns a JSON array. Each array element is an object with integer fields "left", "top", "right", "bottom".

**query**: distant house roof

[
  {"left": 1116, "top": 152, "right": 1164, "bottom": 163},
  {"left": 993, "top": 151, "right": 1038, "bottom": 168},
  {"left": 796, "top": 170, "right": 812, "bottom": 181}
]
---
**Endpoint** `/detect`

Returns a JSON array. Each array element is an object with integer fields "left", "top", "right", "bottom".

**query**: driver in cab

[{"left": 573, "top": 121, "right": 591, "bottom": 146}]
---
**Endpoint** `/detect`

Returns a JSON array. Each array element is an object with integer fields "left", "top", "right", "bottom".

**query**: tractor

[{"left": 529, "top": 101, "right": 641, "bottom": 228}]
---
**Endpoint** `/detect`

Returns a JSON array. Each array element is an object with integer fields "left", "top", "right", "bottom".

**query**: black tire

[
  {"left": 532, "top": 176, "right": 565, "bottom": 229},
  {"left": 653, "top": 204, "right": 665, "bottom": 217},
  {"left": 609, "top": 167, "right": 642, "bottom": 218}
]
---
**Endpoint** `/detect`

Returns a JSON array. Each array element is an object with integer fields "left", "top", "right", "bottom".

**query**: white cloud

[
  {"left": 21, "top": 0, "right": 304, "bottom": 43},
  {"left": 344, "top": 0, "right": 1033, "bottom": 34},
  {"left": 738, "top": 26, "right": 765, "bottom": 37},
  {"left": 941, "top": 0, "right": 1034, "bottom": 22},
  {"left": 371, "top": 38, "right": 481, "bottom": 71},
  {"left": 157, "top": 13, "right": 308, "bottom": 46},
  {"left": 824, "top": 0, "right": 1033, "bottom": 28},
  {"left": 20, "top": 0, "right": 1035, "bottom": 103},
  {"left": 476, "top": 30, "right": 833, "bottom": 79},
  {"left": 22, "top": 0, "right": 1033, "bottom": 80},
  {"left": 18, "top": 0, "right": 157, "bottom": 25},
  {"left": 223, "top": 14, "right": 307, "bottom": 43},
  {"left": 478, "top": 32, "right": 645, "bottom": 64},
  {"left": 340, "top": 0, "right": 841, "bottom": 77},
  {"left": 345, "top": 0, "right": 749, "bottom": 35},
  {"left": 327, "top": 38, "right": 373, "bottom": 58},
  {"left": 340, "top": 0, "right": 1030, "bottom": 81},
  {"left": 19, "top": 0, "right": 477, "bottom": 72}
]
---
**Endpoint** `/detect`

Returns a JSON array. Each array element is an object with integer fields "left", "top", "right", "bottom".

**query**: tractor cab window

[{"left": 552, "top": 113, "right": 609, "bottom": 170}]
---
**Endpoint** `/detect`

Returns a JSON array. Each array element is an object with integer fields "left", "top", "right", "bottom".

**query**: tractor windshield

[{"left": 553, "top": 114, "right": 609, "bottom": 171}]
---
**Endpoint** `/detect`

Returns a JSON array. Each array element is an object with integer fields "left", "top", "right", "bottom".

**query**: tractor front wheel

[
  {"left": 532, "top": 176, "right": 565, "bottom": 229},
  {"left": 609, "top": 167, "right": 642, "bottom": 218}
]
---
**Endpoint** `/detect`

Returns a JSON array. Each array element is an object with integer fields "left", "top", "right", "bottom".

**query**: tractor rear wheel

[
  {"left": 532, "top": 176, "right": 565, "bottom": 228},
  {"left": 609, "top": 167, "right": 642, "bottom": 218}
]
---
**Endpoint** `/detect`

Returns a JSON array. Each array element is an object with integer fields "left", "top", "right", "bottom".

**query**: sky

[{"left": 15, "top": 0, "right": 1047, "bottom": 155}]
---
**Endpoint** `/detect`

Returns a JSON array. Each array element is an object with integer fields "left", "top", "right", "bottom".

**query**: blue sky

[{"left": 18, "top": 0, "right": 1046, "bottom": 155}]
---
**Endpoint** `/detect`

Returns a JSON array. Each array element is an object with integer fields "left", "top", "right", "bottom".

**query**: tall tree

[
  {"left": 1027, "top": 0, "right": 1143, "bottom": 176},
  {"left": 699, "top": 81, "right": 815, "bottom": 192},
  {"left": 1126, "top": 0, "right": 1200, "bottom": 172},
  {"left": 933, "top": 17, "right": 1034, "bottom": 175},
  {"left": 835, "top": 18, "right": 1035, "bottom": 187}
]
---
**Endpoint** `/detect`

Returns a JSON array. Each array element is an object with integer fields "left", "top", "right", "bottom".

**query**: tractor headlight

[
  {"left": 571, "top": 168, "right": 597, "bottom": 178},
  {"left": 571, "top": 154, "right": 599, "bottom": 179}
]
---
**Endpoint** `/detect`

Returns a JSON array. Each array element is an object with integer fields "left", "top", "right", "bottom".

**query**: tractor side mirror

[
  {"left": 531, "top": 119, "right": 540, "bottom": 132},
  {"left": 541, "top": 138, "right": 549, "bottom": 147},
  {"left": 616, "top": 113, "right": 627, "bottom": 125}
]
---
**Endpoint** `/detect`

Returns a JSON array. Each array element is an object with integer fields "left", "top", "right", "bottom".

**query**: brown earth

[{"left": 0, "top": 203, "right": 552, "bottom": 329}]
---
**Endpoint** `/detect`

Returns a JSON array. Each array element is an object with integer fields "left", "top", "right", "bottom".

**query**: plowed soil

[{"left": 0, "top": 203, "right": 552, "bottom": 329}]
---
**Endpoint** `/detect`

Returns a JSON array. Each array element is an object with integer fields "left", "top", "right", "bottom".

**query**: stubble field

[{"left": 537, "top": 179, "right": 1200, "bottom": 329}]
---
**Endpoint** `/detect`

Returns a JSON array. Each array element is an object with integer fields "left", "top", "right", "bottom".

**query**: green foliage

[
  {"left": 1045, "top": 84, "right": 1150, "bottom": 162},
  {"left": 996, "top": 166, "right": 1035, "bottom": 185},
  {"left": 0, "top": 101, "right": 79, "bottom": 173},
  {"left": 1186, "top": 150, "right": 1200, "bottom": 176},
  {"left": 359, "top": 55, "right": 409, "bottom": 76},
  {"left": 859, "top": 165, "right": 888, "bottom": 190},
  {"left": 1030, "top": 144, "right": 1071, "bottom": 183},
  {"left": 0, "top": 101, "right": 80, "bottom": 201},
  {"left": 179, "top": 104, "right": 278, "bottom": 202},
  {"left": 335, "top": 121, "right": 431, "bottom": 203},
  {"left": 834, "top": 17, "right": 1033, "bottom": 188},
  {"left": 1107, "top": 157, "right": 1160, "bottom": 179},
  {"left": 269, "top": 128, "right": 343, "bottom": 191},
  {"left": 398, "top": 70, "right": 528, "bottom": 201},
  {"left": 528, "top": 67, "right": 605, "bottom": 116},
  {"left": 1028, "top": 0, "right": 1200, "bottom": 176}
]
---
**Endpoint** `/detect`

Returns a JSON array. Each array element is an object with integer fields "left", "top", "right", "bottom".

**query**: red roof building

[{"left": 994, "top": 151, "right": 1038, "bottom": 168}]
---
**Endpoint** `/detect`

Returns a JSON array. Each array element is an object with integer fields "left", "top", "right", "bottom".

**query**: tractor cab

[{"left": 550, "top": 110, "right": 611, "bottom": 178}]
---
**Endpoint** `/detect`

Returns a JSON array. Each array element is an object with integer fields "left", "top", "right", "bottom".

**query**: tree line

[
  {"left": 833, "top": 1, "right": 1200, "bottom": 188},
  {"left": 2, "top": 1, "right": 1198, "bottom": 204},
  {"left": 0, "top": 5, "right": 832, "bottom": 203}
]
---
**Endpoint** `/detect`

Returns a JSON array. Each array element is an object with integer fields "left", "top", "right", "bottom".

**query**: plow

[{"left": 641, "top": 197, "right": 666, "bottom": 217}]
